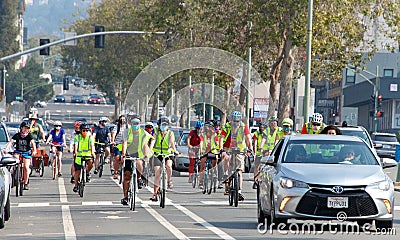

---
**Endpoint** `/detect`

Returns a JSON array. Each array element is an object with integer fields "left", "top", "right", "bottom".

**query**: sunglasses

[
  {"left": 312, "top": 123, "right": 320, "bottom": 126},
  {"left": 82, "top": 129, "right": 90, "bottom": 132}
]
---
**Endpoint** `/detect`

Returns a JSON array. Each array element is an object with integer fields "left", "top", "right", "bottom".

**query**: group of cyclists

[{"left": 4, "top": 107, "right": 335, "bottom": 206}]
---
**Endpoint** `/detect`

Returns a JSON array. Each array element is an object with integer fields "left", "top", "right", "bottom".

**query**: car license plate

[{"left": 327, "top": 197, "right": 348, "bottom": 208}]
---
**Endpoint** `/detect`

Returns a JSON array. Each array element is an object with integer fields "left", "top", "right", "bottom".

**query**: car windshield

[
  {"left": 282, "top": 140, "right": 379, "bottom": 166},
  {"left": 374, "top": 135, "right": 398, "bottom": 142},
  {"left": 340, "top": 129, "right": 371, "bottom": 146},
  {"left": 179, "top": 132, "right": 189, "bottom": 146},
  {"left": 6, "top": 122, "right": 20, "bottom": 128},
  {"left": 0, "top": 126, "right": 8, "bottom": 142}
]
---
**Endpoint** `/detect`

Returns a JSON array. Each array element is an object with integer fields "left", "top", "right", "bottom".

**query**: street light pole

[
  {"left": 246, "top": 21, "right": 252, "bottom": 125},
  {"left": 303, "top": 0, "right": 314, "bottom": 124}
]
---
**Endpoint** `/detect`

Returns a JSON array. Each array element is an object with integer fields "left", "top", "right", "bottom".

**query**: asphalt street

[{"left": 2, "top": 150, "right": 400, "bottom": 239}]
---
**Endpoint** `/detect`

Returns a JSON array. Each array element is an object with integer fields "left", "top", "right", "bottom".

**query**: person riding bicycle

[
  {"left": 150, "top": 116, "right": 180, "bottom": 202},
  {"left": 69, "top": 121, "right": 82, "bottom": 183},
  {"left": 111, "top": 115, "right": 129, "bottom": 178},
  {"left": 28, "top": 111, "right": 46, "bottom": 147},
  {"left": 198, "top": 120, "right": 219, "bottom": 189},
  {"left": 46, "top": 121, "right": 67, "bottom": 177},
  {"left": 144, "top": 122, "right": 155, "bottom": 136},
  {"left": 120, "top": 114, "right": 154, "bottom": 205},
  {"left": 4, "top": 121, "right": 37, "bottom": 190},
  {"left": 187, "top": 120, "right": 204, "bottom": 183},
  {"left": 278, "top": 118, "right": 295, "bottom": 137},
  {"left": 213, "top": 119, "right": 224, "bottom": 189},
  {"left": 252, "top": 120, "right": 268, "bottom": 189},
  {"left": 92, "top": 117, "right": 112, "bottom": 175},
  {"left": 73, "top": 123, "right": 95, "bottom": 193},
  {"left": 219, "top": 111, "right": 254, "bottom": 201},
  {"left": 301, "top": 113, "right": 326, "bottom": 134}
]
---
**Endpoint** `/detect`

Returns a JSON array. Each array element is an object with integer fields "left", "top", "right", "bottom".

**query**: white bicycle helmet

[
  {"left": 312, "top": 113, "right": 323, "bottom": 123},
  {"left": 99, "top": 116, "right": 109, "bottom": 122},
  {"left": 54, "top": 121, "right": 62, "bottom": 126},
  {"left": 231, "top": 111, "right": 242, "bottom": 122}
]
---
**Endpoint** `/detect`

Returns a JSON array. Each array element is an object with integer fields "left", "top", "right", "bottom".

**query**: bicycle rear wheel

[
  {"left": 160, "top": 171, "right": 166, "bottom": 208},
  {"left": 208, "top": 169, "right": 215, "bottom": 195},
  {"left": 192, "top": 163, "right": 198, "bottom": 188},
  {"left": 130, "top": 173, "right": 137, "bottom": 211},
  {"left": 39, "top": 158, "right": 44, "bottom": 177}
]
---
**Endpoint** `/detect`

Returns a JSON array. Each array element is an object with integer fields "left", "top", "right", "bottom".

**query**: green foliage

[
  {"left": 0, "top": 0, "right": 20, "bottom": 70},
  {"left": 6, "top": 60, "right": 53, "bottom": 104}
]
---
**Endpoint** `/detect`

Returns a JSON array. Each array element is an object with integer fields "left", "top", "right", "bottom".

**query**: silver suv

[
  {"left": 371, "top": 132, "right": 399, "bottom": 159},
  {"left": 337, "top": 125, "right": 374, "bottom": 149}
]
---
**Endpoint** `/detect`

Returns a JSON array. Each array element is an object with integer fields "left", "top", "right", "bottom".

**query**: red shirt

[
  {"left": 221, "top": 123, "right": 250, "bottom": 148},
  {"left": 188, "top": 130, "right": 203, "bottom": 147}
]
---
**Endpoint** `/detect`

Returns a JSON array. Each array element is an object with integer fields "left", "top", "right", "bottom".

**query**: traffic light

[
  {"left": 376, "top": 111, "right": 384, "bottom": 118},
  {"left": 63, "top": 77, "right": 69, "bottom": 90},
  {"left": 377, "top": 94, "right": 383, "bottom": 108},
  {"left": 94, "top": 26, "right": 105, "bottom": 48},
  {"left": 39, "top": 39, "right": 50, "bottom": 55},
  {"left": 189, "top": 87, "right": 194, "bottom": 101}
]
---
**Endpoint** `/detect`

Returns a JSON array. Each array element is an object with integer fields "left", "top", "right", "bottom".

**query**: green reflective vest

[
  {"left": 201, "top": 132, "right": 218, "bottom": 154},
  {"left": 153, "top": 128, "right": 173, "bottom": 155},
  {"left": 224, "top": 122, "right": 246, "bottom": 151}
]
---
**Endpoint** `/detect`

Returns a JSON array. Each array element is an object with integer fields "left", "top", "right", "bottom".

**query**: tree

[{"left": 0, "top": 0, "right": 20, "bottom": 70}]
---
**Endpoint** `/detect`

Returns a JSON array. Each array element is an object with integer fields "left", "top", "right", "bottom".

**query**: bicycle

[
  {"left": 124, "top": 155, "right": 139, "bottom": 211},
  {"left": 95, "top": 142, "right": 108, "bottom": 178},
  {"left": 77, "top": 156, "right": 92, "bottom": 198},
  {"left": 190, "top": 146, "right": 201, "bottom": 189},
  {"left": 225, "top": 148, "right": 245, "bottom": 207},
  {"left": 9, "top": 151, "right": 30, "bottom": 197},
  {"left": 156, "top": 153, "right": 174, "bottom": 208},
  {"left": 201, "top": 152, "right": 219, "bottom": 195},
  {"left": 30, "top": 142, "right": 45, "bottom": 177},
  {"left": 49, "top": 143, "right": 64, "bottom": 180}
]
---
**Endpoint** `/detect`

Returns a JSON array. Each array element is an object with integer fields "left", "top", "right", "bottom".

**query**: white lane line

[
  {"left": 82, "top": 201, "right": 113, "bottom": 206},
  {"left": 18, "top": 202, "right": 49, "bottom": 207},
  {"left": 201, "top": 200, "right": 257, "bottom": 205},
  {"left": 144, "top": 186, "right": 235, "bottom": 240},
  {"left": 112, "top": 178, "right": 189, "bottom": 240},
  {"left": 59, "top": 178, "right": 77, "bottom": 240}
]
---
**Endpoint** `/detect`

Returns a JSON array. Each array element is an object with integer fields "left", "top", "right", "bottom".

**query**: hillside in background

[{"left": 24, "top": 0, "right": 94, "bottom": 37}]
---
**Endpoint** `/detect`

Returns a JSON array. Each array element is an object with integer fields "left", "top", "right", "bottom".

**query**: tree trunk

[
  {"left": 269, "top": 40, "right": 284, "bottom": 119},
  {"left": 150, "top": 93, "right": 158, "bottom": 121},
  {"left": 277, "top": 24, "right": 295, "bottom": 121}
]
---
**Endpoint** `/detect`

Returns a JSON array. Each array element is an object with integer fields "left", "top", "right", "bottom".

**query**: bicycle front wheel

[
  {"left": 233, "top": 172, "right": 239, "bottom": 207},
  {"left": 52, "top": 157, "right": 57, "bottom": 180},
  {"left": 130, "top": 173, "right": 137, "bottom": 211},
  {"left": 15, "top": 165, "right": 20, "bottom": 197},
  {"left": 99, "top": 154, "right": 104, "bottom": 178},
  {"left": 39, "top": 158, "right": 44, "bottom": 177}
]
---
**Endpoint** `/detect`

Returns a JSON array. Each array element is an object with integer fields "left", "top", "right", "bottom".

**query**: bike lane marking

[
  {"left": 111, "top": 178, "right": 189, "bottom": 240},
  {"left": 59, "top": 177, "right": 77, "bottom": 240}
]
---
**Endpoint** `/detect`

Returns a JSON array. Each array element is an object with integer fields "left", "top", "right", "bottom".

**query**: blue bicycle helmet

[
  {"left": 231, "top": 111, "right": 242, "bottom": 122},
  {"left": 195, "top": 120, "right": 204, "bottom": 129}
]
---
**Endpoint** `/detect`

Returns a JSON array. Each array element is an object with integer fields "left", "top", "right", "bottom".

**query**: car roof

[
  {"left": 286, "top": 134, "right": 364, "bottom": 142},
  {"left": 372, "top": 132, "right": 396, "bottom": 136}
]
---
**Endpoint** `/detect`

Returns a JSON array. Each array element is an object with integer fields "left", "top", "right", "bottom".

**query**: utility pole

[
  {"left": 303, "top": 0, "right": 314, "bottom": 124},
  {"left": 245, "top": 21, "right": 252, "bottom": 125},
  {"left": 188, "top": 29, "right": 193, "bottom": 129},
  {"left": 374, "top": 65, "right": 380, "bottom": 133}
]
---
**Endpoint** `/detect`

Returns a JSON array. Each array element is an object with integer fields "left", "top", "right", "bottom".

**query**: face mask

[
  {"left": 55, "top": 126, "right": 61, "bottom": 130},
  {"left": 160, "top": 125, "right": 168, "bottom": 132},
  {"left": 283, "top": 127, "right": 291, "bottom": 133},
  {"left": 20, "top": 131, "right": 28, "bottom": 137},
  {"left": 132, "top": 125, "right": 140, "bottom": 131}
]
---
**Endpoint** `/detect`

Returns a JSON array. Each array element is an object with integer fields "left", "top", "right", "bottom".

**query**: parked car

[
  {"left": 34, "top": 100, "right": 47, "bottom": 108},
  {"left": 371, "top": 132, "right": 399, "bottom": 159},
  {"left": 257, "top": 135, "right": 395, "bottom": 230},
  {"left": 337, "top": 125, "right": 375, "bottom": 150},
  {"left": 54, "top": 95, "right": 65, "bottom": 103},
  {"left": 173, "top": 130, "right": 190, "bottom": 172},
  {"left": 87, "top": 93, "right": 101, "bottom": 104},
  {"left": 0, "top": 155, "right": 17, "bottom": 229},
  {"left": 71, "top": 95, "right": 84, "bottom": 103}
]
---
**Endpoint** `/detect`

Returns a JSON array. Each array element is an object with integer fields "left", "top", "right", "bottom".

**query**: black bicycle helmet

[
  {"left": 213, "top": 120, "right": 221, "bottom": 127},
  {"left": 257, "top": 121, "right": 268, "bottom": 128},
  {"left": 80, "top": 123, "right": 90, "bottom": 131},
  {"left": 20, "top": 121, "right": 30, "bottom": 128},
  {"left": 205, "top": 120, "right": 214, "bottom": 127},
  {"left": 158, "top": 116, "right": 170, "bottom": 125}
]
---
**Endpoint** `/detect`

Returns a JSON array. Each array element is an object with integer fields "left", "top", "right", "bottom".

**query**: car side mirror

[
  {"left": 0, "top": 156, "right": 17, "bottom": 167},
  {"left": 381, "top": 158, "right": 398, "bottom": 169},
  {"left": 260, "top": 155, "right": 275, "bottom": 165}
]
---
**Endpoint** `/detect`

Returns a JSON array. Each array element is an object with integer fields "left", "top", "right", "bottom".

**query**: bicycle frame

[
  {"left": 157, "top": 153, "right": 172, "bottom": 208},
  {"left": 49, "top": 143, "right": 63, "bottom": 180},
  {"left": 125, "top": 156, "right": 138, "bottom": 211},
  {"left": 78, "top": 156, "right": 91, "bottom": 198}
]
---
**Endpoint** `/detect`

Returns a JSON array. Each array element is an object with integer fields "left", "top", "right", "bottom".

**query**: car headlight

[
  {"left": 280, "top": 177, "right": 309, "bottom": 189},
  {"left": 367, "top": 178, "right": 392, "bottom": 191}
]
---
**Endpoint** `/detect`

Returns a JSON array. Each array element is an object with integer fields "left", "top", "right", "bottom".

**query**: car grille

[{"left": 296, "top": 187, "right": 378, "bottom": 217}]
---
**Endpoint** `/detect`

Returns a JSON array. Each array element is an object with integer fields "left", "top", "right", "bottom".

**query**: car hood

[
  {"left": 176, "top": 145, "right": 188, "bottom": 157},
  {"left": 280, "top": 163, "right": 386, "bottom": 186}
]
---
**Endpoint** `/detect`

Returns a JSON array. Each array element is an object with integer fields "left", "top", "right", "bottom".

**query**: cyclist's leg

[
  {"left": 151, "top": 156, "right": 162, "bottom": 200},
  {"left": 23, "top": 157, "right": 31, "bottom": 185},
  {"left": 73, "top": 160, "right": 81, "bottom": 191},
  {"left": 136, "top": 159, "right": 143, "bottom": 179},
  {"left": 70, "top": 157, "right": 75, "bottom": 183},
  {"left": 188, "top": 155, "right": 195, "bottom": 182},
  {"left": 57, "top": 147, "right": 63, "bottom": 175},
  {"left": 94, "top": 144, "right": 101, "bottom": 170},
  {"left": 86, "top": 158, "right": 94, "bottom": 173},
  {"left": 123, "top": 159, "right": 132, "bottom": 198},
  {"left": 253, "top": 155, "right": 261, "bottom": 183},
  {"left": 166, "top": 158, "right": 173, "bottom": 187},
  {"left": 113, "top": 147, "right": 121, "bottom": 178},
  {"left": 236, "top": 154, "right": 245, "bottom": 199},
  {"left": 199, "top": 157, "right": 206, "bottom": 185},
  {"left": 104, "top": 146, "right": 111, "bottom": 160}
]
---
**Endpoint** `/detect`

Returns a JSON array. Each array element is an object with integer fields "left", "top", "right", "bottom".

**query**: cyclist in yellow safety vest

[
  {"left": 120, "top": 114, "right": 154, "bottom": 206},
  {"left": 149, "top": 116, "right": 180, "bottom": 202},
  {"left": 73, "top": 123, "right": 95, "bottom": 193},
  {"left": 198, "top": 120, "right": 219, "bottom": 189},
  {"left": 219, "top": 111, "right": 254, "bottom": 201},
  {"left": 301, "top": 112, "right": 326, "bottom": 134},
  {"left": 278, "top": 118, "right": 296, "bottom": 138}
]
